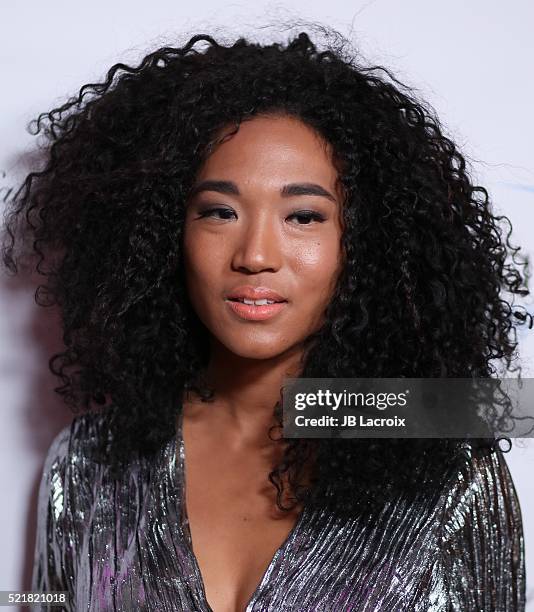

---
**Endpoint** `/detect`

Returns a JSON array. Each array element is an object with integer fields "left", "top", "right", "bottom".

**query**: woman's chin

[{"left": 218, "top": 338, "right": 297, "bottom": 362}]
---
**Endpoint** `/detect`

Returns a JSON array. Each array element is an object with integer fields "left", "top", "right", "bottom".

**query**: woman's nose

[{"left": 230, "top": 213, "right": 283, "bottom": 274}]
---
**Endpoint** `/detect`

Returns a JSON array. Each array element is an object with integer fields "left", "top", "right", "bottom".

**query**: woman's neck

[{"left": 186, "top": 341, "right": 305, "bottom": 451}]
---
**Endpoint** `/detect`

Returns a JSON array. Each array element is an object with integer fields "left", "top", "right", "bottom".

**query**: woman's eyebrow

[{"left": 189, "top": 179, "right": 337, "bottom": 203}]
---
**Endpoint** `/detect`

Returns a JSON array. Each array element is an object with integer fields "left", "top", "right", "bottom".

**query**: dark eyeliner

[
  {"left": 196, "top": 206, "right": 235, "bottom": 219},
  {"left": 290, "top": 210, "right": 326, "bottom": 223}
]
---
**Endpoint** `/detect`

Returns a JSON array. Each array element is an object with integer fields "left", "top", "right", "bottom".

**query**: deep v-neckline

[{"left": 173, "top": 408, "right": 307, "bottom": 612}]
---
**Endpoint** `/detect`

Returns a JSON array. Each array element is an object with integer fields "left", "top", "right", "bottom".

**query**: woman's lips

[{"left": 224, "top": 299, "right": 287, "bottom": 321}]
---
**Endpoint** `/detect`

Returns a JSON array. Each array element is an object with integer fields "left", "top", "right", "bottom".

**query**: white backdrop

[{"left": 1, "top": 1, "right": 533, "bottom": 608}]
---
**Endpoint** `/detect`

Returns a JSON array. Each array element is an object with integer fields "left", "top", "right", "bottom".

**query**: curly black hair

[{"left": 2, "top": 25, "right": 532, "bottom": 519}]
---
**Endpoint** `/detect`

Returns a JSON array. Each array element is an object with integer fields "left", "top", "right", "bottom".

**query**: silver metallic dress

[{"left": 32, "top": 409, "right": 526, "bottom": 611}]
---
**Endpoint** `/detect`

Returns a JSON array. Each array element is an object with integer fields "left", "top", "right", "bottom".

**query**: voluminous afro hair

[{"left": 2, "top": 26, "right": 532, "bottom": 519}]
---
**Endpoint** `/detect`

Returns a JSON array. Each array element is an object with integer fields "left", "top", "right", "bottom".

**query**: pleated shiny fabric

[{"left": 32, "top": 409, "right": 525, "bottom": 611}]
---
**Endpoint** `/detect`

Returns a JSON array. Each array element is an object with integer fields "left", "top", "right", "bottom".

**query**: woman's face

[{"left": 183, "top": 114, "right": 344, "bottom": 361}]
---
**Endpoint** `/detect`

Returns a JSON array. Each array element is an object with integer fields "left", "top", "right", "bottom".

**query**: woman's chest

[
  {"left": 181, "top": 436, "right": 304, "bottom": 611},
  {"left": 64, "top": 442, "right": 447, "bottom": 611}
]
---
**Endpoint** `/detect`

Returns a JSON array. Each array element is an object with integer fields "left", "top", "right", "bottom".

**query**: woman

[{"left": 2, "top": 28, "right": 528, "bottom": 611}]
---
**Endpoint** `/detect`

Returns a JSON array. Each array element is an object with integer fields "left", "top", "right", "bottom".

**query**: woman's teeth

[{"left": 233, "top": 298, "right": 276, "bottom": 305}]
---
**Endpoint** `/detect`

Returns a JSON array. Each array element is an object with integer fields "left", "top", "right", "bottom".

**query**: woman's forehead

[{"left": 195, "top": 115, "right": 340, "bottom": 191}]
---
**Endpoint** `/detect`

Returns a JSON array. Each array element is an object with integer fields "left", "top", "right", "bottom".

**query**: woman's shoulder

[
  {"left": 437, "top": 440, "right": 525, "bottom": 609},
  {"left": 37, "top": 409, "right": 116, "bottom": 519},
  {"left": 42, "top": 409, "right": 111, "bottom": 471},
  {"left": 32, "top": 409, "right": 132, "bottom": 597},
  {"left": 440, "top": 441, "right": 523, "bottom": 534}
]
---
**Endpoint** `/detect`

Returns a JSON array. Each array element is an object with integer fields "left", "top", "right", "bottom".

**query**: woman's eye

[
  {"left": 196, "top": 207, "right": 236, "bottom": 220},
  {"left": 288, "top": 211, "right": 326, "bottom": 225},
  {"left": 195, "top": 207, "right": 326, "bottom": 225}
]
